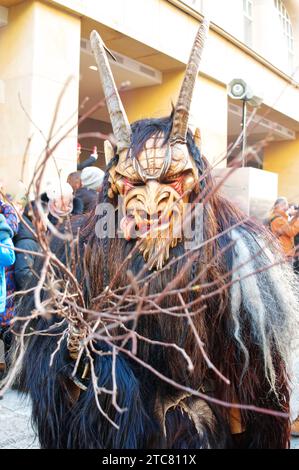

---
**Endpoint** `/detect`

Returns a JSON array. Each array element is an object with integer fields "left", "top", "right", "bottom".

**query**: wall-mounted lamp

[{"left": 228, "top": 78, "right": 263, "bottom": 166}]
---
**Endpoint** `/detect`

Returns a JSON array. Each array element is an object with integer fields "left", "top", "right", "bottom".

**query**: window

[
  {"left": 274, "top": 0, "right": 294, "bottom": 70},
  {"left": 243, "top": 0, "right": 253, "bottom": 47}
]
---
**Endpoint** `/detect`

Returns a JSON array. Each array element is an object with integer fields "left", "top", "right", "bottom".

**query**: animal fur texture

[{"left": 10, "top": 116, "right": 299, "bottom": 449}]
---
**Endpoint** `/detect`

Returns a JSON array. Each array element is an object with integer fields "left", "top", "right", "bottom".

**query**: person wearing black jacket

[
  {"left": 67, "top": 169, "right": 100, "bottom": 213},
  {"left": 13, "top": 203, "right": 47, "bottom": 291},
  {"left": 77, "top": 145, "right": 98, "bottom": 171},
  {"left": 77, "top": 155, "right": 97, "bottom": 171},
  {"left": 287, "top": 204, "right": 299, "bottom": 274},
  {"left": 294, "top": 231, "right": 299, "bottom": 274},
  {"left": 78, "top": 166, "right": 104, "bottom": 213}
]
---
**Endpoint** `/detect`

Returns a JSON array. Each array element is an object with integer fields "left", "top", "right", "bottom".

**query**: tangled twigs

[{"left": 1, "top": 77, "right": 294, "bottom": 431}]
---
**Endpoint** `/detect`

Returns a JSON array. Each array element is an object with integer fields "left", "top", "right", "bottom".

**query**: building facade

[{"left": 0, "top": 0, "right": 298, "bottom": 206}]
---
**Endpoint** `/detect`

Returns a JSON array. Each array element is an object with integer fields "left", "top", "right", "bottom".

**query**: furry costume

[{"left": 11, "top": 19, "right": 299, "bottom": 449}]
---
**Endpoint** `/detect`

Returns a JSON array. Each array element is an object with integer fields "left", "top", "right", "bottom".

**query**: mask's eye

[
  {"left": 115, "top": 177, "right": 144, "bottom": 195},
  {"left": 161, "top": 171, "right": 196, "bottom": 196},
  {"left": 161, "top": 178, "right": 176, "bottom": 185}
]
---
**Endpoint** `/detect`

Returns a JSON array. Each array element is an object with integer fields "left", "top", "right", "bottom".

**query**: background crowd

[
  {"left": 0, "top": 145, "right": 104, "bottom": 377},
  {"left": 1, "top": 152, "right": 299, "bottom": 435},
  {"left": 268, "top": 197, "right": 299, "bottom": 271}
]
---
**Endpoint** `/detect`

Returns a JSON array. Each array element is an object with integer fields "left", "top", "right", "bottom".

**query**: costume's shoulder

[
  {"left": 230, "top": 226, "right": 277, "bottom": 266},
  {"left": 226, "top": 225, "right": 299, "bottom": 396},
  {"left": 228, "top": 224, "right": 299, "bottom": 323}
]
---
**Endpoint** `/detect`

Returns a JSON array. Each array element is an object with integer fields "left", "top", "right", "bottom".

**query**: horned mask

[{"left": 90, "top": 19, "right": 209, "bottom": 270}]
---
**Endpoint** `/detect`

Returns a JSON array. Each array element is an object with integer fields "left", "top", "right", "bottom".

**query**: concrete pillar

[
  {"left": 212, "top": 167, "right": 278, "bottom": 220},
  {"left": 0, "top": 0, "right": 81, "bottom": 198}
]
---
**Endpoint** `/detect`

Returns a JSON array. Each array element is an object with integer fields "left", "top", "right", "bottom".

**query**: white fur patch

[{"left": 230, "top": 228, "right": 299, "bottom": 416}]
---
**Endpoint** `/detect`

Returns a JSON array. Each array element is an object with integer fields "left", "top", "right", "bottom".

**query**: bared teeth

[
  {"left": 137, "top": 221, "right": 150, "bottom": 236},
  {"left": 121, "top": 205, "right": 182, "bottom": 269}
]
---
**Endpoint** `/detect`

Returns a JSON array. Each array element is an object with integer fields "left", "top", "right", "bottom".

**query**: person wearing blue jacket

[
  {"left": 0, "top": 214, "right": 15, "bottom": 313},
  {"left": 0, "top": 213, "right": 16, "bottom": 376}
]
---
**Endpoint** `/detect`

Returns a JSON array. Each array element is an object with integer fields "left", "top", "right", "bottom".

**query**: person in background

[
  {"left": 41, "top": 178, "right": 83, "bottom": 222},
  {"left": 0, "top": 199, "right": 18, "bottom": 236},
  {"left": 67, "top": 171, "right": 82, "bottom": 193},
  {"left": 269, "top": 197, "right": 299, "bottom": 436},
  {"left": 290, "top": 203, "right": 299, "bottom": 274},
  {"left": 0, "top": 214, "right": 16, "bottom": 377},
  {"left": 46, "top": 182, "right": 74, "bottom": 222},
  {"left": 67, "top": 171, "right": 84, "bottom": 215},
  {"left": 0, "top": 198, "right": 18, "bottom": 332},
  {"left": 269, "top": 197, "right": 299, "bottom": 261},
  {"left": 77, "top": 144, "right": 99, "bottom": 171},
  {"left": 14, "top": 201, "right": 48, "bottom": 291},
  {"left": 77, "top": 166, "right": 105, "bottom": 213},
  {"left": 294, "top": 237, "right": 299, "bottom": 274}
]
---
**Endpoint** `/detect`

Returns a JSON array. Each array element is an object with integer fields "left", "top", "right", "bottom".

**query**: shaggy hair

[
  {"left": 230, "top": 228, "right": 299, "bottom": 390},
  {"left": 11, "top": 115, "right": 299, "bottom": 449}
]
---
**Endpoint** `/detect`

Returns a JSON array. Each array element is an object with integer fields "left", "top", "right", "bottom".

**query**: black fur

[{"left": 12, "top": 115, "right": 290, "bottom": 449}]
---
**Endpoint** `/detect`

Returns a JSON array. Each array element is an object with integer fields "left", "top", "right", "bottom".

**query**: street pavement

[
  {"left": 0, "top": 389, "right": 298, "bottom": 449},
  {"left": 0, "top": 389, "right": 39, "bottom": 449}
]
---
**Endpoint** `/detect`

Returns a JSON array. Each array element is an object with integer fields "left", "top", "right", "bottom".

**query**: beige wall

[
  {"left": 0, "top": 5, "right": 8, "bottom": 26},
  {"left": 285, "top": 0, "right": 299, "bottom": 81},
  {"left": 205, "top": 0, "right": 244, "bottom": 42},
  {"left": 48, "top": 0, "right": 299, "bottom": 122},
  {"left": 121, "top": 70, "right": 228, "bottom": 166},
  {"left": 1, "top": 0, "right": 299, "bottom": 200},
  {"left": 198, "top": 0, "right": 299, "bottom": 78},
  {"left": 252, "top": 0, "right": 299, "bottom": 77},
  {"left": 0, "top": 0, "right": 81, "bottom": 196},
  {"left": 264, "top": 133, "right": 299, "bottom": 202}
]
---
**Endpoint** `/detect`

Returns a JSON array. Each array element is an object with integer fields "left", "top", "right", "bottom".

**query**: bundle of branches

[
  {"left": 1, "top": 27, "right": 299, "bottom": 446},
  {"left": 1, "top": 136, "right": 298, "bottom": 449}
]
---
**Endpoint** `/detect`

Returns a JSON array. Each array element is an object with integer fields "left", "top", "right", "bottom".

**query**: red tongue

[
  {"left": 120, "top": 216, "right": 136, "bottom": 241},
  {"left": 137, "top": 219, "right": 151, "bottom": 235}
]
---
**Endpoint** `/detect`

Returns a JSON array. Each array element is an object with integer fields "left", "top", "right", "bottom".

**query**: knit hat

[
  {"left": 46, "top": 182, "right": 73, "bottom": 201},
  {"left": 81, "top": 167, "right": 104, "bottom": 191},
  {"left": 0, "top": 214, "right": 14, "bottom": 241}
]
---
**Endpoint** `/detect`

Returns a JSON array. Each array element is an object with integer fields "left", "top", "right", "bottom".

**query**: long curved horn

[
  {"left": 90, "top": 30, "right": 132, "bottom": 153},
  {"left": 170, "top": 18, "right": 210, "bottom": 145}
]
